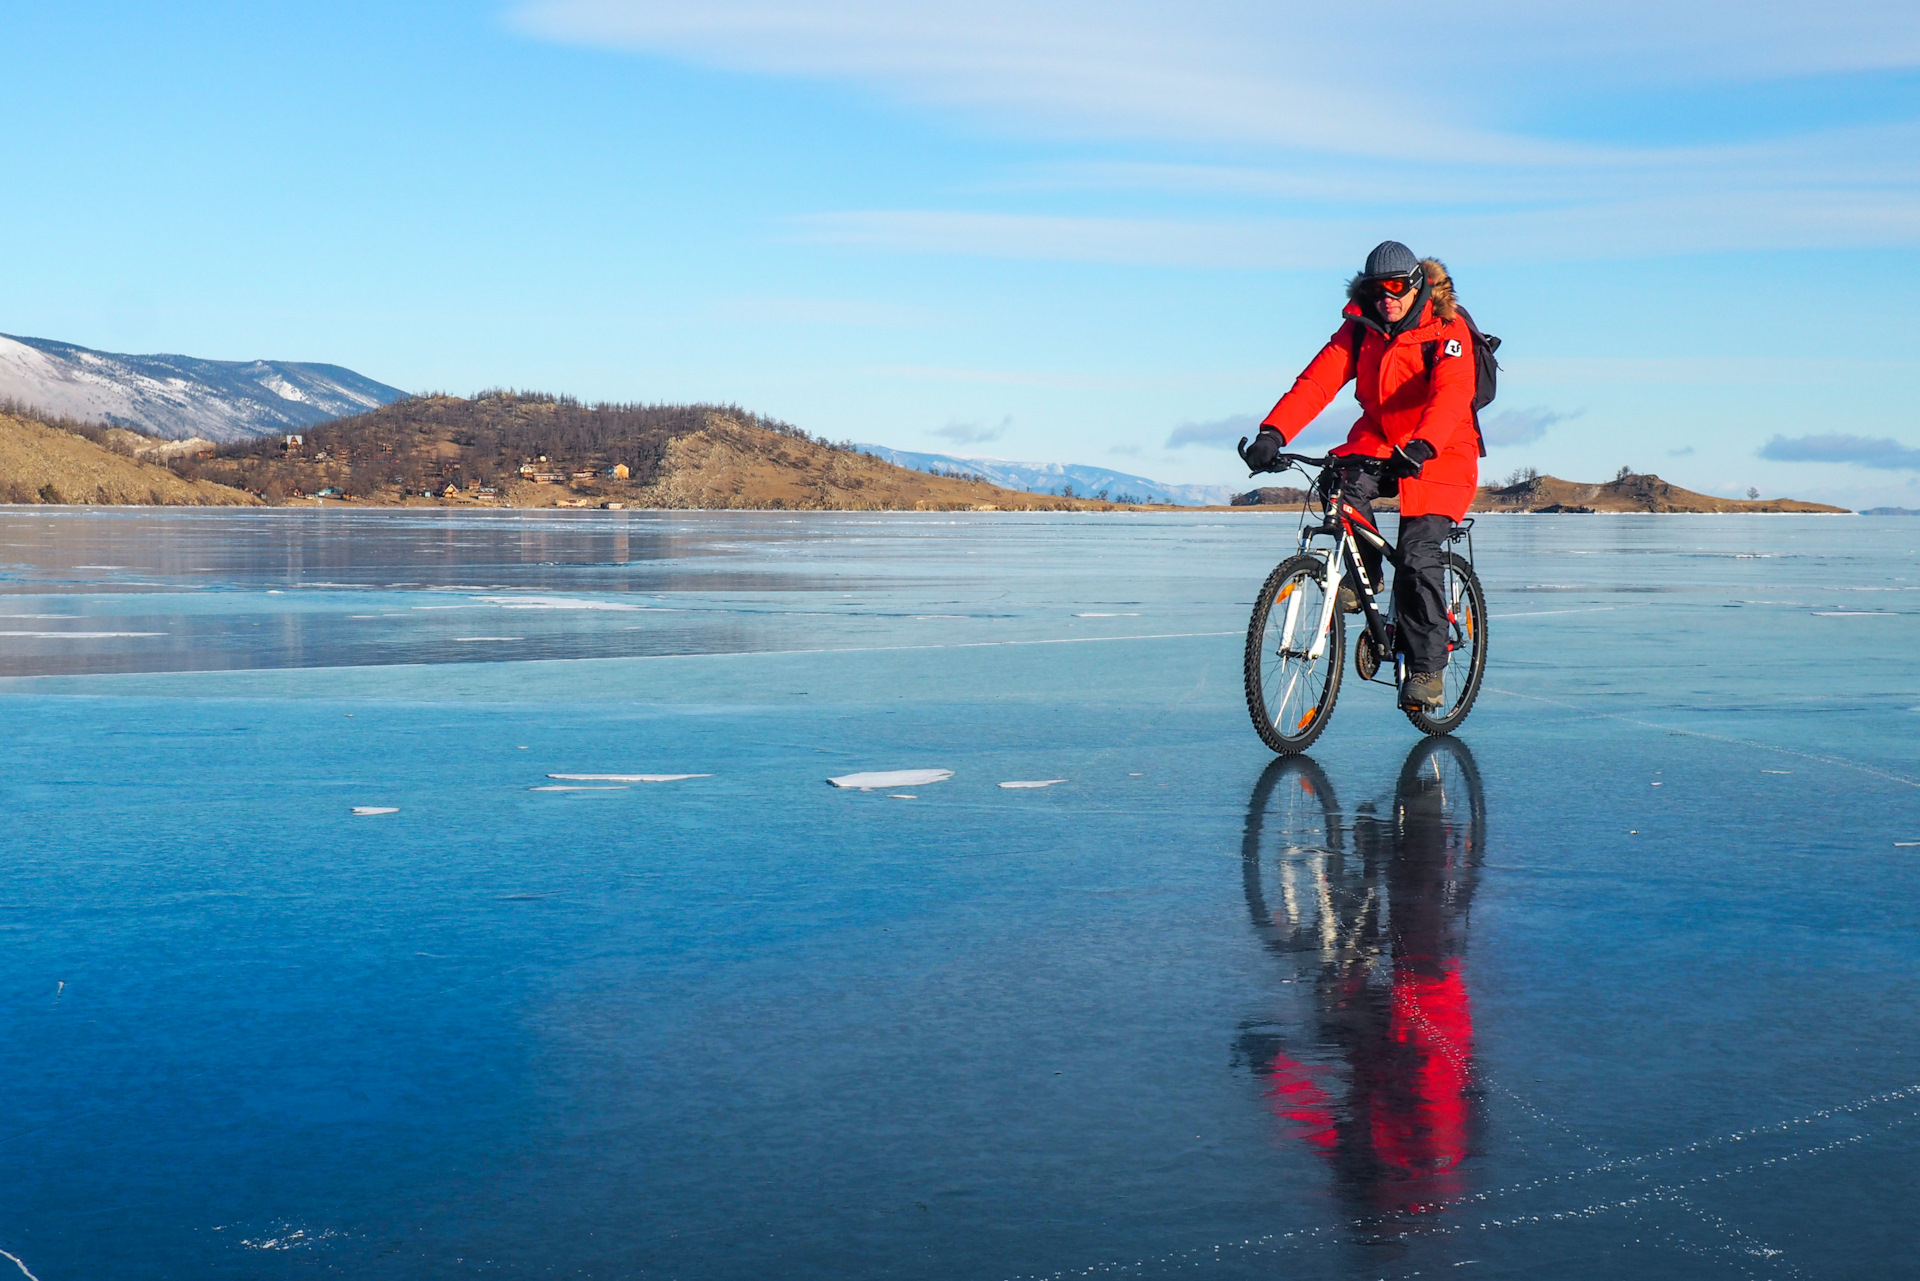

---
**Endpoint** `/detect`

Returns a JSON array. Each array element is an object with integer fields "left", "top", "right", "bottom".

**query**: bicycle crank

[{"left": 1355, "top": 631, "right": 1388, "bottom": 682}]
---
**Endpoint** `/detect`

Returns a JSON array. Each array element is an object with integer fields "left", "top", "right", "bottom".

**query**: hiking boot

[{"left": 1399, "top": 670, "right": 1445, "bottom": 711}]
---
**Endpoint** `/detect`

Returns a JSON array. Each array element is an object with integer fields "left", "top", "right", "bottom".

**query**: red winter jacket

[{"left": 1260, "top": 260, "right": 1480, "bottom": 522}]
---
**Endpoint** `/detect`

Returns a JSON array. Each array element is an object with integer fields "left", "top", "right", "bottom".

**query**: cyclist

[{"left": 1240, "top": 240, "right": 1480, "bottom": 711}]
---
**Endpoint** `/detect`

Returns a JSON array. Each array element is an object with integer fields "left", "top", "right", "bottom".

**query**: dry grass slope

[
  {"left": 635, "top": 416, "right": 1094, "bottom": 510},
  {"left": 0, "top": 409, "right": 259, "bottom": 506}
]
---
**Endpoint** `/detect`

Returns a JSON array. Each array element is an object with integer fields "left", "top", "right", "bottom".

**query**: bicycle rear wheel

[
  {"left": 1245, "top": 554, "right": 1344, "bottom": 754},
  {"left": 1402, "top": 551, "right": 1487, "bottom": 736}
]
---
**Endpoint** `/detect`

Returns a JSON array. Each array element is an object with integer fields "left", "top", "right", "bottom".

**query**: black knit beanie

[{"left": 1362, "top": 240, "right": 1419, "bottom": 279}]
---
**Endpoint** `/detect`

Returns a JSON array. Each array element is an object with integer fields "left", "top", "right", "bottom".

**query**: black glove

[
  {"left": 1386, "top": 439, "right": 1436, "bottom": 479},
  {"left": 1238, "top": 427, "right": 1283, "bottom": 473}
]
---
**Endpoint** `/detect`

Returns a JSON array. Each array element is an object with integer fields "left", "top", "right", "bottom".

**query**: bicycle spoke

[{"left": 1245, "top": 554, "right": 1344, "bottom": 752}]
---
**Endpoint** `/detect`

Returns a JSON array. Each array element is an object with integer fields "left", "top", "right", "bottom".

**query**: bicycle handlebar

[{"left": 1235, "top": 434, "right": 1335, "bottom": 475}]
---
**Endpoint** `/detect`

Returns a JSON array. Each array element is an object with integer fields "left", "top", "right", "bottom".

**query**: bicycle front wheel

[
  {"left": 1245, "top": 554, "right": 1345, "bottom": 754},
  {"left": 1402, "top": 551, "right": 1488, "bottom": 736}
]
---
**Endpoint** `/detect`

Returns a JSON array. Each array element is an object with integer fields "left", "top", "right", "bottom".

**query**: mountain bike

[{"left": 1240, "top": 453, "right": 1487, "bottom": 754}]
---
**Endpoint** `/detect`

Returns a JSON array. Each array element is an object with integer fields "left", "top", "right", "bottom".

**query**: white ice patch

[
  {"left": 829, "top": 769, "right": 953, "bottom": 790},
  {"left": 1811, "top": 611, "right": 1898, "bottom": 617},
  {"left": 530, "top": 785, "right": 629, "bottom": 791},
  {"left": 546, "top": 773, "right": 710, "bottom": 782},
  {"left": 1073, "top": 612, "right": 1140, "bottom": 617},
  {"left": 351, "top": 807, "right": 399, "bottom": 816},
  {"left": 999, "top": 779, "right": 1067, "bottom": 789},
  {"left": 472, "top": 595, "right": 641, "bottom": 611}
]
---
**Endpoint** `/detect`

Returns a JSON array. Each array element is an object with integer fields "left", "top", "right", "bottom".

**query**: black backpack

[{"left": 1348, "top": 307, "right": 1501, "bottom": 457}]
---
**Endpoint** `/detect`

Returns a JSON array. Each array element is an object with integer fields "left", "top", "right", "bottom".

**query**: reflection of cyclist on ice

[
  {"left": 1237, "top": 739, "right": 1485, "bottom": 1226},
  {"left": 1240, "top": 241, "right": 1485, "bottom": 712}
]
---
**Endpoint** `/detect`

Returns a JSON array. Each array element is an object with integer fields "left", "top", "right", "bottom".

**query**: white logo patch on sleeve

[{"left": 1444, "top": 338, "right": 1463, "bottom": 357}]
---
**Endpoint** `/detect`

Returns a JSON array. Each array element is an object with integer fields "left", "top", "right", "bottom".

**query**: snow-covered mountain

[
  {"left": 0, "top": 333, "right": 407, "bottom": 442},
  {"left": 855, "top": 444, "right": 1234, "bottom": 507}
]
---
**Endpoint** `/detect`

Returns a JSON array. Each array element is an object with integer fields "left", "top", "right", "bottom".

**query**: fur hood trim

[
  {"left": 1345, "top": 256, "right": 1458, "bottom": 323},
  {"left": 1421, "top": 258, "right": 1458, "bottom": 322}
]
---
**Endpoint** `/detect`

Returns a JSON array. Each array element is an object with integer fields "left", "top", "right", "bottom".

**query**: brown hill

[
  {"left": 1471, "top": 472, "right": 1846, "bottom": 514},
  {"left": 197, "top": 393, "right": 1137, "bottom": 511},
  {"left": 1224, "top": 470, "right": 1845, "bottom": 514},
  {"left": 0, "top": 406, "right": 259, "bottom": 506}
]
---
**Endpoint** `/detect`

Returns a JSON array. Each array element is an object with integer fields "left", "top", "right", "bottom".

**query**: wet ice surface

[{"left": 2, "top": 508, "right": 1919, "bottom": 1279}]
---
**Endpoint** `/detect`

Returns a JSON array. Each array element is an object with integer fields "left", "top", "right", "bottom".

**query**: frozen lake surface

[{"left": 3, "top": 507, "right": 1918, "bottom": 1279}]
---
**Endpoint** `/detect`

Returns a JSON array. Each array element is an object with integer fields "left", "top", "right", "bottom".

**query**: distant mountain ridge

[
  {"left": 0, "top": 333, "right": 407, "bottom": 442},
  {"left": 855, "top": 444, "right": 1233, "bottom": 507}
]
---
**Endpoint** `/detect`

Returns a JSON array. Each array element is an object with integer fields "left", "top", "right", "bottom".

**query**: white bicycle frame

[{"left": 1298, "top": 512, "right": 1392, "bottom": 663}]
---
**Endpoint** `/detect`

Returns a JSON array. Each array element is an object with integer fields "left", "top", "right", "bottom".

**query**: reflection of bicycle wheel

[
  {"left": 1241, "top": 755, "right": 1344, "bottom": 954},
  {"left": 1395, "top": 735, "right": 1487, "bottom": 875}
]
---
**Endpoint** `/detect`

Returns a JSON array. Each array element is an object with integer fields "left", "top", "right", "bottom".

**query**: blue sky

[{"left": 5, "top": 0, "right": 1920, "bottom": 505}]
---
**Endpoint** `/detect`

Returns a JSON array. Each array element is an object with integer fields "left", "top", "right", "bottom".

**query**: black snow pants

[{"left": 1334, "top": 465, "right": 1454, "bottom": 676}]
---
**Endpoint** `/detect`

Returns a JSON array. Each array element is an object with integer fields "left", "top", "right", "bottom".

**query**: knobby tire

[
  {"left": 1244, "top": 554, "right": 1344, "bottom": 754},
  {"left": 1402, "top": 551, "right": 1487, "bottom": 736}
]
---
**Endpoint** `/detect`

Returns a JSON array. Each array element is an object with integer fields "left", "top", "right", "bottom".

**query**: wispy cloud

[
  {"left": 1482, "top": 406, "right": 1582, "bottom": 447},
  {"left": 1668, "top": 445, "right": 1696, "bottom": 456},
  {"left": 1166, "top": 412, "right": 1260, "bottom": 450},
  {"left": 511, "top": 1, "right": 1920, "bottom": 158},
  {"left": 1165, "top": 403, "right": 1348, "bottom": 450},
  {"left": 933, "top": 415, "right": 1011, "bottom": 445},
  {"left": 514, "top": 3, "right": 1920, "bottom": 262},
  {"left": 1759, "top": 433, "right": 1920, "bottom": 470},
  {"left": 794, "top": 173, "right": 1920, "bottom": 267}
]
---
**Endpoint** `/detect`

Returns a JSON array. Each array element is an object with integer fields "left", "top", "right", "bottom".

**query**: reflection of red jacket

[
  {"left": 1260, "top": 960, "right": 1472, "bottom": 1214},
  {"left": 1259, "top": 267, "right": 1479, "bottom": 522},
  {"left": 1372, "top": 963, "right": 1471, "bottom": 1188}
]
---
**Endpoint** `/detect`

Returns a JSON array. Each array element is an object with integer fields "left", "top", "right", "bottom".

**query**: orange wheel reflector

[
  {"left": 1276, "top": 583, "right": 1295, "bottom": 602},
  {"left": 1295, "top": 709, "right": 1315, "bottom": 731}
]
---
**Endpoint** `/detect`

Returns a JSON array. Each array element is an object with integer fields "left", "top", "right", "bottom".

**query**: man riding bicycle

[{"left": 1240, "top": 240, "right": 1481, "bottom": 712}]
